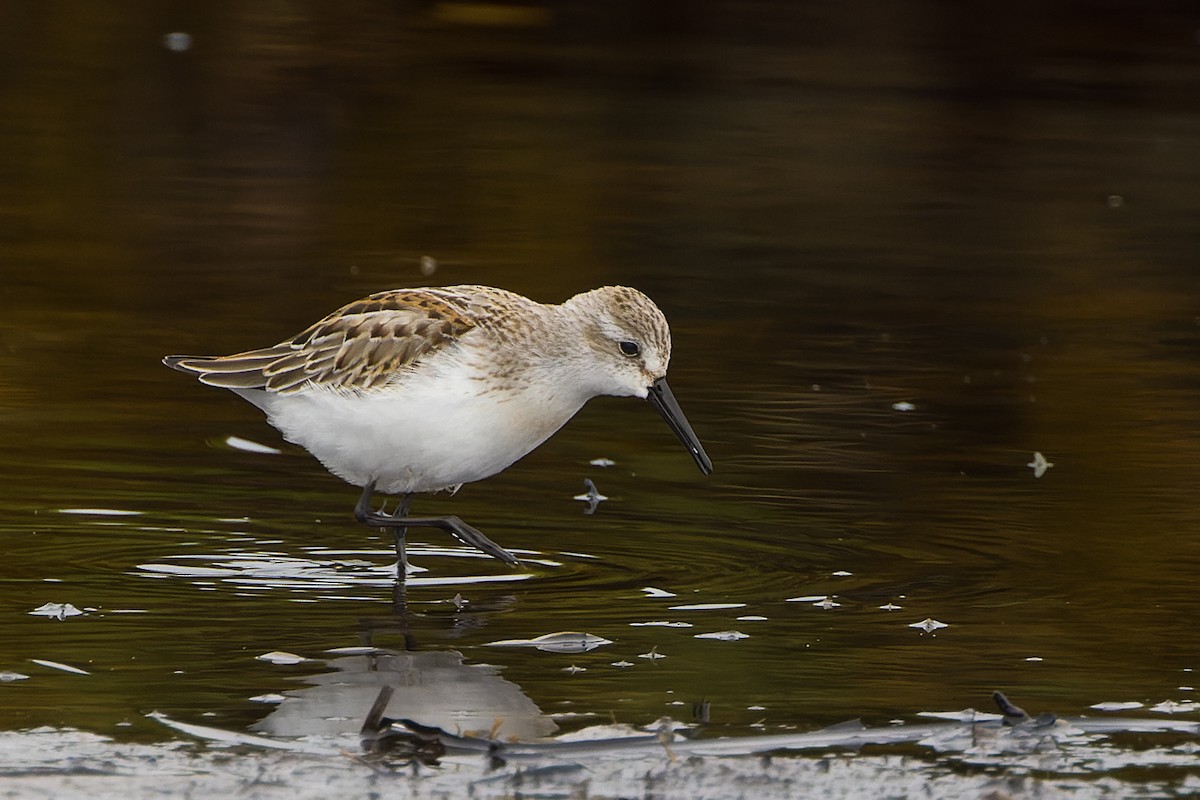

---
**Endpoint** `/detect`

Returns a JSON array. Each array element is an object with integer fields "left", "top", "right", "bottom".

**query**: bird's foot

[
  {"left": 353, "top": 486, "right": 520, "bottom": 568},
  {"left": 389, "top": 514, "right": 520, "bottom": 567}
]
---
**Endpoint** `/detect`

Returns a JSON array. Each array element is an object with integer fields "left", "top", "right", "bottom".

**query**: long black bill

[{"left": 647, "top": 377, "right": 714, "bottom": 475}]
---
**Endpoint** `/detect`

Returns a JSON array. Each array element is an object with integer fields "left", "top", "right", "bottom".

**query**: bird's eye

[{"left": 618, "top": 340, "right": 640, "bottom": 358}]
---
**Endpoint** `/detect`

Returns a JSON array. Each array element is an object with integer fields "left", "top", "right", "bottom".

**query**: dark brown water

[{"left": 2, "top": 0, "right": 1200, "bottom": 783}]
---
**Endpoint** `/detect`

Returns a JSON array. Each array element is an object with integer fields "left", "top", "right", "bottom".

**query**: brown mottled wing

[{"left": 164, "top": 290, "right": 476, "bottom": 394}]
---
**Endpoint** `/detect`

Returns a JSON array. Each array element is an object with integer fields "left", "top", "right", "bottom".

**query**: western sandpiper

[{"left": 165, "top": 284, "right": 712, "bottom": 568}]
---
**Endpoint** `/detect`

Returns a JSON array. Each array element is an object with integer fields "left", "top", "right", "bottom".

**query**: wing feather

[{"left": 163, "top": 289, "right": 477, "bottom": 394}]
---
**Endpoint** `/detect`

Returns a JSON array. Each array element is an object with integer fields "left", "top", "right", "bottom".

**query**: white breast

[{"left": 255, "top": 359, "right": 590, "bottom": 496}]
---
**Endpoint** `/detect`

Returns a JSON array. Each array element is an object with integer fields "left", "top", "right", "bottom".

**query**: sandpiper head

[
  {"left": 568, "top": 286, "right": 713, "bottom": 475},
  {"left": 569, "top": 285, "right": 673, "bottom": 397}
]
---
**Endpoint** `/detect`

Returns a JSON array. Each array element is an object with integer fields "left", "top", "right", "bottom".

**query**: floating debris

[
  {"left": 29, "top": 602, "right": 85, "bottom": 621},
  {"left": 892, "top": 401, "right": 916, "bottom": 412},
  {"left": 0, "top": 672, "right": 30, "bottom": 682},
  {"left": 558, "top": 550, "right": 599, "bottom": 560},
  {"left": 58, "top": 508, "right": 141, "bottom": 517},
  {"left": 485, "top": 632, "right": 613, "bottom": 653},
  {"left": 909, "top": 618, "right": 949, "bottom": 633},
  {"left": 785, "top": 594, "right": 840, "bottom": 609},
  {"left": 694, "top": 630, "right": 749, "bottom": 641},
  {"left": 630, "top": 621, "right": 693, "bottom": 628},
  {"left": 573, "top": 479, "right": 608, "bottom": 514},
  {"left": 641, "top": 587, "right": 676, "bottom": 598},
  {"left": 420, "top": 255, "right": 438, "bottom": 276},
  {"left": 668, "top": 603, "right": 747, "bottom": 611},
  {"left": 324, "top": 646, "right": 380, "bottom": 655},
  {"left": 255, "top": 651, "right": 309, "bottom": 665},
  {"left": 225, "top": 435, "right": 282, "bottom": 455},
  {"left": 1027, "top": 451, "right": 1054, "bottom": 478},
  {"left": 589, "top": 457, "right": 616, "bottom": 467},
  {"left": 919, "top": 708, "right": 1003, "bottom": 723},
  {"left": 150, "top": 712, "right": 328, "bottom": 753},
  {"left": 1091, "top": 701, "right": 1145, "bottom": 712},
  {"left": 29, "top": 658, "right": 90, "bottom": 675},
  {"left": 1149, "top": 700, "right": 1199, "bottom": 715},
  {"left": 832, "top": 570, "right": 853, "bottom": 577},
  {"left": 1025, "top": 656, "right": 1044, "bottom": 662},
  {"left": 248, "top": 693, "right": 286, "bottom": 704},
  {"left": 736, "top": 615, "right": 769, "bottom": 621}
]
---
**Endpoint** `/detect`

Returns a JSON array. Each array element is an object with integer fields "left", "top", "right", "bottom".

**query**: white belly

[{"left": 252, "top": 368, "right": 587, "bottom": 496}]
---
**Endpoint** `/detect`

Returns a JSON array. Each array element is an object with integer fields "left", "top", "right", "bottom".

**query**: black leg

[
  {"left": 355, "top": 482, "right": 379, "bottom": 525},
  {"left": 355, "top": 483, "right": 410, "bottom": 574},
  {"left": 354, "top": 481, "right": 380, "bottom": 523},
  {"left": 393, "top": 494, "right": 411, "bottom": 572},
  {"left": 353, "top": 482, "right": 521, "bottom": 567}
]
